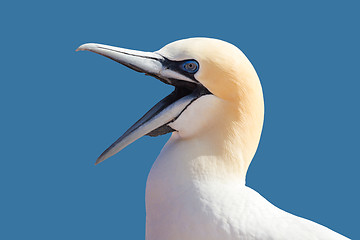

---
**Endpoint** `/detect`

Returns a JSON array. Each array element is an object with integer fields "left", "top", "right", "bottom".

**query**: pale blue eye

[{"left": 182, "top": 60, "right": 199, "bottom": 73}]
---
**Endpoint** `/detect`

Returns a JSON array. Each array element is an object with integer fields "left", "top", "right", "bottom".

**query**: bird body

[
  {"left": 146, "top": 132, "right": 348, "bottom": 240},
  {"left": 77, "top": 38, "right": 350, "bottom": 240}
]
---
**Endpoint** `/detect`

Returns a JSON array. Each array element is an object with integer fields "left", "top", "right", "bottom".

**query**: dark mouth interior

[
  {"left": 159, "top": 77, "right": 212, "bottom": 107},
  {"left": 144, "top": 77, "right": 211, "bottom": 137}
]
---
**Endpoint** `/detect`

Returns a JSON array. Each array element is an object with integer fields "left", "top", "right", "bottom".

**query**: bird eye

[{"left": 182, "top": 60, "right": 199, "bottom": 74}]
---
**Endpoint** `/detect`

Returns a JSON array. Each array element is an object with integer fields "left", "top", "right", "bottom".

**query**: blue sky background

[{"left": 1, "top": 1, "right": 359, "bottom": 239}]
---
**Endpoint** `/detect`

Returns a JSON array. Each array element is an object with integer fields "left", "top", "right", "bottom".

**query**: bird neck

[
  {"left": 145, "top": 131, "right": 243, "bottom": 213},
  {"left": 146, "top": 118, "right": 252, "bottom": 200},
  {"left": 146, "top": 77, "right": 264, "bottom": 207}
]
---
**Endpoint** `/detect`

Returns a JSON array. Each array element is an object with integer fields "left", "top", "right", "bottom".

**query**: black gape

[{"left": 147, "top": 86, "right": 211, "bottom": 137}]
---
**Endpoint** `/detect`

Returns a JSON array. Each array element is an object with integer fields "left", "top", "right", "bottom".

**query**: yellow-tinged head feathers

[{"left": 158, "top": 38, "right": 262, "bottom": 102}]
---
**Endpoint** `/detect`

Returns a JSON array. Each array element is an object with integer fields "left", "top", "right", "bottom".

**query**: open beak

[{"left": 76, "top": 43, "right": 210, "bottom": 165}]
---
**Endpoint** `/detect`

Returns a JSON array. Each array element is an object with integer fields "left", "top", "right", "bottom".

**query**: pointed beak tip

[
  {"left": 75, "top": 44, "right": 86, "bottom": 52},
  {"left": 76, "top": 43, "right": 97, "bottom": 52},
  {"left": 95, "top": 155, "right": 107, "bottom": 165}
]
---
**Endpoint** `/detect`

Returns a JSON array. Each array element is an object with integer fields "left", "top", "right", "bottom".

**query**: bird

[{"left": 77, "top": 38, "right": 350, "bottom": 240}]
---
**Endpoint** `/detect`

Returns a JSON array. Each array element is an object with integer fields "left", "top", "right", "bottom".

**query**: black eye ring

[{"left": 182, "top": 60, "right": 199, "bottom": 74}]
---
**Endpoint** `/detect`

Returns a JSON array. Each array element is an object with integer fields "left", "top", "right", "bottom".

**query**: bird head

[
  {"left": 77, "top": 38, "right": 264, "bottom": 166},
  {"left": 158, "top": 38, "right": 259, "bottom": 102}
]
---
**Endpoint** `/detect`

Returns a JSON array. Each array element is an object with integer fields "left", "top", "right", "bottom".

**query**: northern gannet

[{"left": 77, "top": 38, "right": 349, "bottom": 240}]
